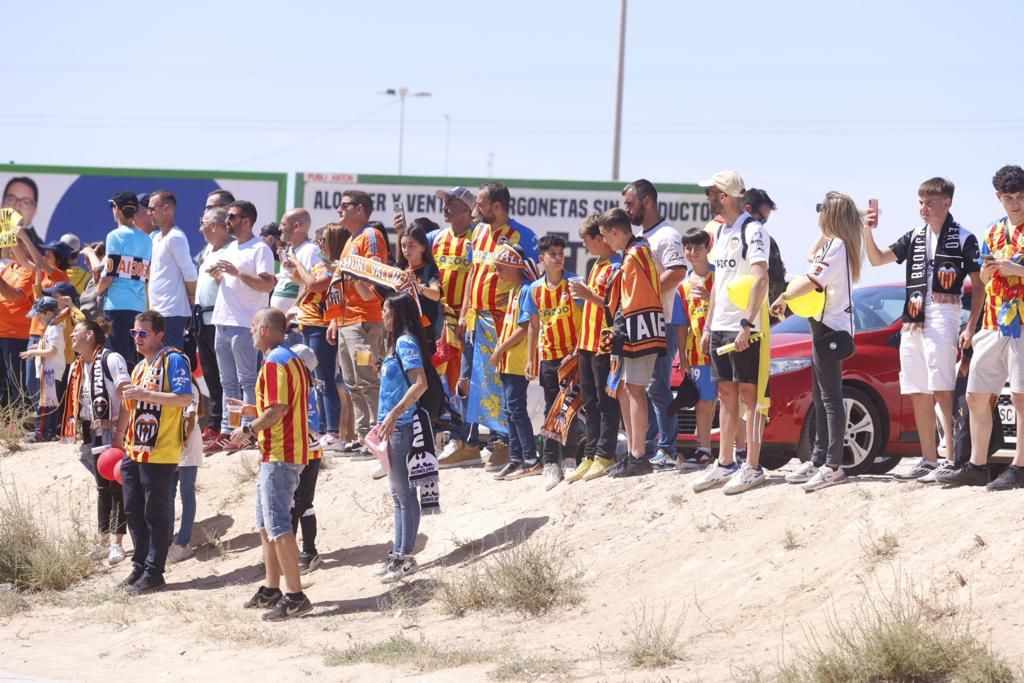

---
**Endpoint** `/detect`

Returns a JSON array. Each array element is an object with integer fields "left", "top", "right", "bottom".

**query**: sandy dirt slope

[{"left": 1, "top": 442, "right": 1022, "bottom": 681}]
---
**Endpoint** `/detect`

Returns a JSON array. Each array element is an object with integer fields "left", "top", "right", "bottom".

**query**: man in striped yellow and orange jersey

[
  {"left": 524, "top": 233, "right": 585, "bottom": 491},
  {"left": 232, "top": 307, "right": 313, "bottom": 621}
]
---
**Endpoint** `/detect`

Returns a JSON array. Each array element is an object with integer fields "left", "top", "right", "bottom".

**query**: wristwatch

[
  {"left": 740, "top": 318, "right": 755, "bottom": 330},
  {"left": 242, "top": 424, "right": 252, "bottom": 435}
]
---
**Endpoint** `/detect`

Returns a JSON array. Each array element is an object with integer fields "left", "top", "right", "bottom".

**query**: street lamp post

[{"left": 379, "top": 87, "right": 432, "bottom": 175}]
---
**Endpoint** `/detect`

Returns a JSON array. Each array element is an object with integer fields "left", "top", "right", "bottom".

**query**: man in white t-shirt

[
  {"left": 204, "top": 200, "right": 275, "bottom": 454},
  {"left": 270, "top": 208, "right": 321, "bottom": 317},
  {"left": 621, "top": 179, "right": 688, "bottom": 469},
  {"left": 862, "top": 178, "right": 981, "bottom": 481},
  {"left": 693, "top": 170, "right": 772, "bottom": 495},
  {"left": 195, "top": 207, "right": 233, "bottom": 443},
  {"left": 147, "top": 190, "right": 198, "bottom": 348}
]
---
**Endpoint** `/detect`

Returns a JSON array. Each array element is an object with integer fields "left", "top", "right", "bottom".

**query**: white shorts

[
  {"left": 966, "top": 328, "right": 1024, "bottom": 394},
  {"left": 899, "top": 320, "right": 958, "bottom": 394}
]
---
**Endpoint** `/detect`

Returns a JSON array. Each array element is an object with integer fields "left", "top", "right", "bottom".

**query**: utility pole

[{"left": 611, "top": 0, "right": 627, "bottom": 181}]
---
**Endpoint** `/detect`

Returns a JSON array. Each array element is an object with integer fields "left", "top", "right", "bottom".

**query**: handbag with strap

[{"left": 812, "top": 244, "right": 855, "bottom": 362}]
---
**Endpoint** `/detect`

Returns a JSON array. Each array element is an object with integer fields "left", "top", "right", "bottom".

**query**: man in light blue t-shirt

[{"left": 97, "top": 191, "right": 152, "bottom": 366}]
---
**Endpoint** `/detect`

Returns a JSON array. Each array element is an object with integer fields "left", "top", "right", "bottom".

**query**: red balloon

[
  {"left": 113, "top": 458, "right": 123, "bottom": 485},
  {"left": 97, "top": 448, "right": 124, "bottom": 482}
]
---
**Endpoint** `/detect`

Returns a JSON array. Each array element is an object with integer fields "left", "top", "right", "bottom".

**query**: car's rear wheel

[{"left": 797, "top": 386, "right": 883, "bottom": 476}]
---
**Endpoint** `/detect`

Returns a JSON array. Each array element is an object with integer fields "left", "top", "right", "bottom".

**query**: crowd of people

[{"left": 4, "top": 162, "right": 1024, "bottom": 622}]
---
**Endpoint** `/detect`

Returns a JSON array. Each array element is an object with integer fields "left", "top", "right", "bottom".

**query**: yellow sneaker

[
  {"left": 564, "top": 458, "right": 592, "bottom": 484},
  {"left": 582, "top": 456, "right": 615, "bottom": 481}
]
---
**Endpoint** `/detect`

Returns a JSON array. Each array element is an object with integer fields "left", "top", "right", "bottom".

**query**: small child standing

[
  {"left": 489, "top": 244, "right": 541, "bottom": 481},
  {"left": 20, "top": 296, "right": 68, "bottom": 441},
  {"left": 566, "top": 215, "right": 622, "bottom": 482},
  {"left": 524, "top": 235, "right": 585, "bottom": 491}
]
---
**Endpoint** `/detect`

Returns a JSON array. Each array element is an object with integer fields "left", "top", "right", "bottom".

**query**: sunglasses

[
  {"left": 129, "top": 329, "right": 149, "bottom": 339},
  {"left": 815, "top": 203, "right": 823, "bottom": 213}
]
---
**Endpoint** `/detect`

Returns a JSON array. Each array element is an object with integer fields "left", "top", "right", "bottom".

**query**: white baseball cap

[{"left": 698, "top": 170, "right": 746, "bottom": 198}]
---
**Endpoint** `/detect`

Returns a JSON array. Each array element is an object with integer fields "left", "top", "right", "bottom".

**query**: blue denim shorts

[
  {"left": 255, "top": 461, "right": 303, "bottom": 541},
  {"left": 690, "top": 364, "right": 718, "bottom": 401}
]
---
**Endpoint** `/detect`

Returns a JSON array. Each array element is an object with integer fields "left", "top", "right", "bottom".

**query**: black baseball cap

[{"left": 109, "top": 191, "right": 140, "bottom": 209}]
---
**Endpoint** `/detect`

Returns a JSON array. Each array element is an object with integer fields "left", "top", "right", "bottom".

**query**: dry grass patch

[
  {"left": 324, "top": 634, "right": 492, "bottom": 672},
  {"left": 436, "top": 537, "right": 583, "bottom": 616},
  {"left": 0, "top": 393, "right": 35, "bottom": 454},
  {"left": 488, "top": 656, "right": 574, "bottom": 681},
  {"left": 0, "top": 483, "right": 96, "bottom": 591},
  {"left": 769, "top": 580, "right": 1015, "bottom": 682},
  {"left": 783, "top": 528, "right": 801, "bottom": 551},
  {"left": 860, "top": 524, "right": 899, "bottom": 564},
  {"left": 231, "top": 453, "right": 260, "bottom": 486},
  {"left": 624, "top": 601, "right": 685, "bottom": 669}
]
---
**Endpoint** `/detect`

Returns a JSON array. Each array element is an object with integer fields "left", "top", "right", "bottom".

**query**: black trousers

[
  {"left": 540, "top": 358, "right": 583, "bottom": 465},
  {"left": 197, "top": 322, "right": 223, "bottom": 430},
  {"left": 121, "top": 457, "right": 177, "bottom": 580},
  {"left": 578, "top": 350, "right": 621, "bottom": 459},
  {"left": 291, "top": 458, "right": 321, "bottom": 555}
]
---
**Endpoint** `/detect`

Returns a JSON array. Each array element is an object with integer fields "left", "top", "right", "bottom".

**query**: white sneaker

[
  {"left": 803, "top": 465, "right": 848, "bottom": 492},
  {"left": 692, "top": 460, "right": 739, "bottom": 493},
  {"left": 107, "top": 543, "right": 126, "bottom": 565},
  {"left": 381, "top": 555, "right": 418, "bottom": 584},
  {"left": 723, "top": 462, "right": 767, "bottom": 495},
  {"left": 438, "top": 439, "right": 463, "bottom": 461},
  {"left": 785, "top": 460, "right": 819, "bottom": 484},
  {"left": 88, "top": 543, "right": 107, "bottom": 561},
  {"left": 371, "top": 465, "right": 387, "bottom": 480},
  {"left": 318, "top": 433, "right": 346, "bottom": 452},
  {"left": 166, "top": 543, "right": 195, "bottom": 564},
  {"left": 542, "top": 463, "right": 563, "bottom": 491},
  {"left": 919, "top": 459, "right": 952, "bottom": 483}
]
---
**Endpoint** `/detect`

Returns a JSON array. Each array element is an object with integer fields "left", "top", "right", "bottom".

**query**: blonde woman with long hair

[{"left": 771, "top": 191, "right": 862, "bottom": 491}]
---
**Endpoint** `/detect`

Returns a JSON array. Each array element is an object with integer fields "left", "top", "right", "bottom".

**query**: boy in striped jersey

[
  {"left": 525, "top": 234, "right": 585, "bottom": 491},
  {"left": 677, "top": 227, "right": 718, "bottom": 470},
  {"left": 566, "top": 215, "right": 622, "bottom": 482}
]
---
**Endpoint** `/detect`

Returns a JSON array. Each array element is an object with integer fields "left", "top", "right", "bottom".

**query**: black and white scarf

[
  {"left": 903, "top": 214, "right": 967, "bottom": 327},
  {"left": 408, "top": 408, "right": 440, "bottom": 515},
  {"left": 127, "top": 347, "right": 181, "bottom": 457}
]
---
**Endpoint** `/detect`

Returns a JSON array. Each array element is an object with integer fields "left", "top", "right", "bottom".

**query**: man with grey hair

[{"left": 196, "top": 207, "right": 232, "bottom": 445}]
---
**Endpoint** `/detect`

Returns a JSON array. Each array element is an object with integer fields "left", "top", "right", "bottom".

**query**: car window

[{"left": 772, "top": 285, "right": 907, "bottom": 334}]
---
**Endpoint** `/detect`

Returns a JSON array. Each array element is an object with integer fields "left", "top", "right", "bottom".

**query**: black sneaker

[
  {"left": 494, "top": 461, "right": 523, "bottom": 480},
  {"left": 987, "top": 465, "right": 1024, "bottom": 491},
  {"left": 735, "top": 448, "right": 747, "bottom": 464},
  {"left": 935, "top": 463, "right": 988, "bottom": 487},
  {"left": 677, "top": 449, "right": 713, "bottom": 472},
  {"left": 610, "top": 455, "right": 653, "bottom": 478},
  {"left": 121, "top": 567, "right": 143, "bottom": 587},
  {"left": 125, "top": 574, "right": 166, "bottom": 596},
  {"left": 894, "top": 457, "right": 939, "bottom": 480},
  {"left": 298, "top": 552, "right": 322, "bottom": 575},
  {"left": 262, "top": 593, "right": 313, "bottom": 621},
  {"left": 244, "top": 586, "right": 283, "bottom": 609},
  {"left": 606, "top": 454, "right": 630, "bottom": 477}
]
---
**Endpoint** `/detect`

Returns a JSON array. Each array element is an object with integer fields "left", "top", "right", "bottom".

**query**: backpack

[
  {"left": 394, "top": 339, "right": 448, "bottom": 422},
  {"left": 716, "top": 217, "right": 788, "bottom": 297}
]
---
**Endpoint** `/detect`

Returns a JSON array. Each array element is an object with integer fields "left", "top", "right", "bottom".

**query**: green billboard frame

[
  {"left": 294, "top": 172, "right": 702, "bottom": 206},
  {"left": 4, "top": 163, "right": 288, "bottom": 216}
]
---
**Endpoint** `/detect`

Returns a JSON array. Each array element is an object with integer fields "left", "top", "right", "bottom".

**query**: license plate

[{"left": 999, "top": 405, "right": 1016, "bottom": 427}]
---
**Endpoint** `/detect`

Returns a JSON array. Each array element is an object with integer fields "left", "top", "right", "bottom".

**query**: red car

[{"left": 673, "top": 283, "right": 985, "bottom": 474}]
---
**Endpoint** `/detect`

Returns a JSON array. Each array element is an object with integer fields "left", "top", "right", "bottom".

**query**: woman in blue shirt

[{"left": 374, "top": 292, "right": 428, "bottom": 583}]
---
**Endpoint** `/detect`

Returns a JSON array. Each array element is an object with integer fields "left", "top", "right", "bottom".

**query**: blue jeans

[
  {"left": 121, "top": 456, "right": 177, "bottom": 580},
  {"left": 215, "top": 325, "right": 259, "bottom": 433},
  {"left": 162, "top": 316, "right": 189, "bottom": 350},
  {"left": 501, "top": 373, "right": 536, "bottom": 465},
  {"left": 256, "top": 462, "right": 303, "bottom": 541},
  {"left": 449, "top": 329, "right": 479, "bottom": 445},
  {"left": 645, "top": 324, "right": 679, "bottom": 456},
  {"left": 0, "top": 336, "right": 26, "bottom": 406},
  {"left": 304, "top": 326, "right": 340, "bottom": 434},
  {"left": 170, "top": 465, "right": 198, "bottom": 546},
  {"left": 24, "top": 334, "right": 40, "bottom": 404},
  {"left": 105, "top": 309, "right": 142, "bottom": 367},
  {"left": 387, "top": 423, "right": 420, "bottom": 556}
]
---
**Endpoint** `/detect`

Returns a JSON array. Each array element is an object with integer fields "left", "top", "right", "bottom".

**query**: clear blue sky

[{"left": 7, "top": 0, "right": 1022, "bottom": 285}]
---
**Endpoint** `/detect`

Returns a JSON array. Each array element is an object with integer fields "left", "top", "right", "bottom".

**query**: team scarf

[
  {"left": 61, "top": 348, "right": 115, "bottom": 442},
  {"left": 903, "top": 214, "right": 968, "bottom": 327},
  {"left": 604, "top": 236, "right": 667, "bottom": 358},
  {"left": 125, "top": 347, "right": 183, "bottom": 457},
  {"left": 408, "top": 407, "right": 441, "bottom": 515},
  {"left": 541, "top": 353, "right": 583, "bottom": 445},
  {"left": 494, "top": 242, "right": 540, "bottom": 281},
  {"left": 323, "top": 254, "right": 421, "bottom": 321},
  {"left": 984, "top": 218, "right": 1024, "bottom": 338}
]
